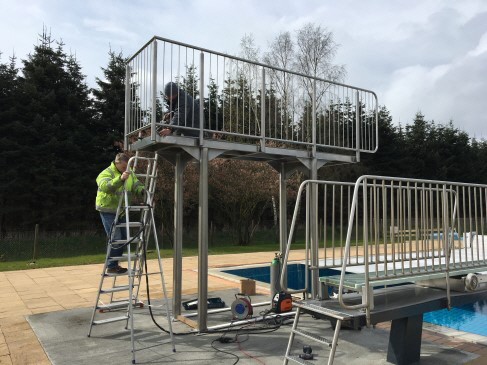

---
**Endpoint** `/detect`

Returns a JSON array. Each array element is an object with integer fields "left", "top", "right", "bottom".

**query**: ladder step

[
  {"left": 104, "top": 271, "right": 129, "bottom": 277},
  {"left": 112, "top": 238, "right": 142, "bottom": 245},
  {"left": 126, "top": 205, "right": 150, "bottom": 211},
  {"left": 97, "top": 301, "right": 130, "bottom": 310},
  {"left": 292, "top": 328, "right": 332, "bottom": 346},
  {"left": 100, "top": 284, "right": 139, "bottom": 294},
  {"left": 108, "top": 253, "right": 141, "bottom": 261},
  {"left": 115, "top": 222, "right": 143, "bottom": 228},
  {"left": 285, "top": 355, "right": 315, "bottom": 365},
  {"left": 135, "top": 173, "right": 157, "bottom": 178},
  {"left": 92, "top": 316, "right": 129, "bottom": 325},
  {"left": 294, "top": 301, "right": 353, "bottom": 320}
]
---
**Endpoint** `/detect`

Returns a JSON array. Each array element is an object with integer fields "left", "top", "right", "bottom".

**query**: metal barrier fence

[
  {"left": 282, "top": 176, "right": 487, "bottom": 295},
  {"left": 124, "top": 36, "right": 378, "bottom": 153}
]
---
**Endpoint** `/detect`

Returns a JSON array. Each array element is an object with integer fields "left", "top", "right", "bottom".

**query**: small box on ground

[{"left": 240, "top": 279, "right": 256, "bottom": 295}]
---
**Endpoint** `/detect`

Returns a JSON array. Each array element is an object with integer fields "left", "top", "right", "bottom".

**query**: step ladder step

[
  {"left": 126, "top": 205, "right": 150, "bottom": 211},
  {"left": 294, "top": 301, "right": 353, "bottom": 320},
  {"left": 104, "top": 271, "right": 130, "bottom": 277},
  {"left": 135, "top": 173, "right": 157, "bottom": 178},
  {"left": 92, "top": 316, "right": 129, "bottom": 325},
  {"left": 100, "top": 284, "right": 139, "bottom": 294},
  {"left": 97, "top": 301, "right": 130, "bottom": 311},
  {"left": 285, "top": 355, "right": 315, "bottom": 365},
  {"left": 115, "top": 222, "right": 143, "bottom": 228},
  {"left": 108, "top": 253, "right": 141, "bottom": 261},
  {"left": 104, "top": 270, "right": 143, "bottom": 278},
  {"left": 292, "top": 328, "right": 332, "bottom": 346},
  {"left": 112, "top": 238, "right": 142, "bottom": 244}
]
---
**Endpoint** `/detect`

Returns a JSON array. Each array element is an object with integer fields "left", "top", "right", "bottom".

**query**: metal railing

[
  {"left": 124, "top": 36, "right": 378, "bottom": 155},
  {"left": 281, "top": 176, "right": 487, "bottom": 299}
]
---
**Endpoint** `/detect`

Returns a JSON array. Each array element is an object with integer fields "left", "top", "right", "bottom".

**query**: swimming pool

[
  {"left": 223, "top": 263, "right": 341, "bottom": 292},
  {"left": 424, "top": 300, "right": 487, "bottom": 336},
  {"left": 224, "top": 263, "right": 487, "bottom": 337}
]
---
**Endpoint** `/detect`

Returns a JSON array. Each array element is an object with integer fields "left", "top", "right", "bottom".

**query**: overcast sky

[{"left": 1, "top": 0, "right": 487, "bottom": 138}]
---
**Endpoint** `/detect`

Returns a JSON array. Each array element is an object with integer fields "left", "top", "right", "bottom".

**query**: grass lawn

[
  {"left": 0, "top": 230, "right": 311, "bottom": 272},
  {"left": 0, "top": 227, "right": 362, "bottom": 271}
]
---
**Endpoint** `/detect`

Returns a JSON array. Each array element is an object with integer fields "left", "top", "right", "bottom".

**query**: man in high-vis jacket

[{"left": 96, "top": 153, "right": 144, "bottom": 274}]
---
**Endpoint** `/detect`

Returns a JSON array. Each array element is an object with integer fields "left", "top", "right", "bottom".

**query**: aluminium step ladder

[
  {"left": 88, "top": 152, "right": 175, "bottom": 364},
  {"left": 284, "top": 300, "right": 346, "bottom": 365}
]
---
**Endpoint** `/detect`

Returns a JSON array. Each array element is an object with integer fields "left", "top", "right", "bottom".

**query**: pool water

[
  {"left": 224, "top": 264, "right": 487, "bottom": 337},
  {"left": 223, "top": 263, "right": 340, "bottom": 292},
  {"left": 424, "top": 300, "right": 487, "bottom": 336}
]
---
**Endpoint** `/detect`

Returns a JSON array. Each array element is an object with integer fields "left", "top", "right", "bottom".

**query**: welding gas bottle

[{"left": 270, "top": 253, "right": 281, "bottom": 300}]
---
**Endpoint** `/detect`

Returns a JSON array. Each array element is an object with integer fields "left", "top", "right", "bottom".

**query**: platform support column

[
  {"left": 310, "top": 79, "right": 319, "bottom": 298},
  {"left": 309, "top": 158, "right": 319, "bottom": 298},
  {"left": 387, "top": 314, "right": 423, "bottom": 365},
  {"left": 173, "top": 153, "right": 187, "bottom": 317},
  {"left": 279, "top": 164, "right": 288, "bottom": 255},
  {"left": 279, "top": 163, "right": 289, "bottom": 291},
  {"left": 198, "top": 147, "right": 209, "bottom": 331}
]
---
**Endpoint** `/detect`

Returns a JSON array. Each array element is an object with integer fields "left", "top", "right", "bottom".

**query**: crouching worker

[
  {"left": 96, "top": 153, "right": 145, "bottom": 274},
  {"left": 158, "top": 81, "right": 200, "bottom": 138}
]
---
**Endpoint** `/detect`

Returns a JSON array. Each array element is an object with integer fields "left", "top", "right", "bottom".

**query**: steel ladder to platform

[
  {"left": 87, "top": 151, "right": 175, "bottom": 364},
  {"left": 284, "top": 301, "right": 343, "bottom": 365}
]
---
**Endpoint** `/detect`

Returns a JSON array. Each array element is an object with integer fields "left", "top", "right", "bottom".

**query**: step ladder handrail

[
  {"left": 280, "top": 180, "right": 310, "bottom": 295},
  {"left": 280, "top": 179, "right": 356, "bottom": 295},
  {"left": 337, "top": 176, "right": 369, "bottom": 311},
  {"left": 126, "top": 154, "right": 158, "bottom": 205}
]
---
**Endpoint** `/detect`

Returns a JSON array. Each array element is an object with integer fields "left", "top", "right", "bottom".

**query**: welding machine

[{"left": 272, "top": 291, "right": 293, "bottom": 313}]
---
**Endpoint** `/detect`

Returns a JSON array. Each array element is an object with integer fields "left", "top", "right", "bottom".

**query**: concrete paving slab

[{"left": 27, "top": 290, "right": 480, "bottom": 365}]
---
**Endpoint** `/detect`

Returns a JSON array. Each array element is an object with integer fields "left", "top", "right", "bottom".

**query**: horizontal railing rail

[{"left": 124, "top": 36, "right": 378, "bottom": 156}]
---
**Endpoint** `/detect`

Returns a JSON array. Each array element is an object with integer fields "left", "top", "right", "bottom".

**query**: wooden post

[{"left": 32, "top": 224, "right": 39, "bottom": 263}]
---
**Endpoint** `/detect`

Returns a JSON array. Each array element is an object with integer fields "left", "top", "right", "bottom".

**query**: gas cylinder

[{"left": 270, "top": 252, "right": 281, "bottom": 301}]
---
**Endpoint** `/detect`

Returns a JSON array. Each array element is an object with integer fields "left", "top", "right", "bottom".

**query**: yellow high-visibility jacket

[{"left": 95, "top": 162, "right": 144, "bottom": 213}]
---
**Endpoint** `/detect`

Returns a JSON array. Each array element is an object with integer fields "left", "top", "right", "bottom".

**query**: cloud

[
  {"left": 82, "top": 18, "right": 137, "bottom": 42},
  {"left": 1, "top": 0, "right": 487, "bottom": 138},
  {"left": 383, "top": 30, "right": 487, "bottom": 137}
]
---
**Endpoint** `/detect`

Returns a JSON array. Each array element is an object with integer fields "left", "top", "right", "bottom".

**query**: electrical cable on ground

[
  {"left": 137, "top": 205, "right": 295, "bottom": 364},
  {"left": 141, "top": 208, "right": 194, "bottom": 336},
  {"left": 211, "top": 338, "right": 240, "bottom": 365}
]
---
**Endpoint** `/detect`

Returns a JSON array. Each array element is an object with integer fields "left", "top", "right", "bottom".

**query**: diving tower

[{"left": 124, "top": 36, "right": 379, "bottom": 332}]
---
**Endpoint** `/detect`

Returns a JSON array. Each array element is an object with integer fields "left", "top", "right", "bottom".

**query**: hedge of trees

[{"left": 2, "top": 28, "right": 487, "bottom": 246}]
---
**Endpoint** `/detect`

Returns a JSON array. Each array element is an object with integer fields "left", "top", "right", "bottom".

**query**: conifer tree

[
  {"left": 13, "top": 30, "right": 95, "bottom": 230},
  {"left": 0, "top": 54, "right": 20, "bottom": 235},
  {"left": 91, "top": 50, "right": 127, "bottom": 161}
]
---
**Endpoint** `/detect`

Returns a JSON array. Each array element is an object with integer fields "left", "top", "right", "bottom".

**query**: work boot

[{"left": 106, "top": 266, "right": 128, "bottom": 274}]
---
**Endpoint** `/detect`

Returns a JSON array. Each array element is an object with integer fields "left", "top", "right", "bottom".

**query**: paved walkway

[{"left": 1, "top": 250, "right": 487, "bottom": 364}]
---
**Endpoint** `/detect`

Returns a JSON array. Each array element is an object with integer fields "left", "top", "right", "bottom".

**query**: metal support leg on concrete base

[
  {"left": 310, "top": 158, "right": 319, "bottom": 298},
  {"left": 198, "top": 147, "right": 209, "bottom": 331},
  {"left": 173, "top": 153, "right": 187, "bottom": 317},
  {"left": 279, "top": 163, "right": 288, "bottom": 255},
  {"left": 279, "top": 163, "right": 288, "bottom": 291},
  {"left": 387, "top": 314, "right": 423, "bottom": 365}
]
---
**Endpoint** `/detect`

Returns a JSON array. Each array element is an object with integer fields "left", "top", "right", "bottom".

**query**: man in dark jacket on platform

[{"left": 158, "top": 82, "right": 200, "bottom": 137}]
